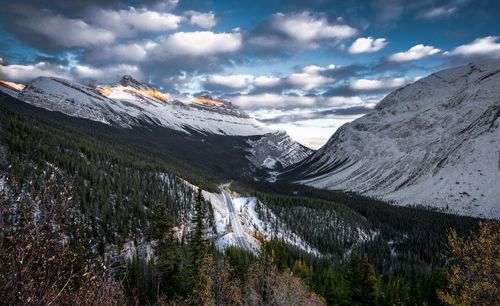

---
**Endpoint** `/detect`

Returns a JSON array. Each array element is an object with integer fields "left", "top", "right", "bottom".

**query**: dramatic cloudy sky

[{"left": 1, "top": 0, "right": 499, "bottom": 148}]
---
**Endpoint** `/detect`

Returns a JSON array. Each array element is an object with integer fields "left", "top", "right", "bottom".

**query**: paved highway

[{"left": 221, "top": 189, "right": 252, "bottom": 251}]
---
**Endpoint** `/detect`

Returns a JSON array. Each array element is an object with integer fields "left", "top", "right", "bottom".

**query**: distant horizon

[{"left": 1, "top": 0, "right": 499, "bottom": 147}]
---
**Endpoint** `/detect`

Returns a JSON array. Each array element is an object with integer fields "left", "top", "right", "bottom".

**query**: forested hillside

[{"left": 0, "top": 95, "right": 495, "bottom": 305}]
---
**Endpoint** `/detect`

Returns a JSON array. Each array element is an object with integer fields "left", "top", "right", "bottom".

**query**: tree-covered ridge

[
  {"left": 236, "top": 180, "right": 481, "bottom": 278},
  {"left": 0, "top": 104, "right": 204, "bottom": 252},
  {"left": 253, "top": 192, "right": 372, "bottom": 256}
]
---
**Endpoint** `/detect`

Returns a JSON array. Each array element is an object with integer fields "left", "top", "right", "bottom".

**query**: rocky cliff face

[{"left": 247, "top": 131, "right": 313, "bottom": 170}]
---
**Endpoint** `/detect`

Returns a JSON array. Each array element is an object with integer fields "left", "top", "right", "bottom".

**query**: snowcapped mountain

[
  {"left": 11, "top": 75, "right": 272, "bottom": 136},
  {"left": 290, "top": 60, "right": 500, "bottom": 218},
  {"left": 247, "top": 131, "right": 314, "bottom": 170},
  {"left": 0, "top": 75, "right": 312, "bottom": 172}
]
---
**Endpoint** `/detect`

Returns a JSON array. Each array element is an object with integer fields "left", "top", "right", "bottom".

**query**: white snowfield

[
  {"left": 11, "top": 76, "right": 272, "bottom": 137},
  {"left": 299, "top": 60, "right": 500, "bottom": 218}
]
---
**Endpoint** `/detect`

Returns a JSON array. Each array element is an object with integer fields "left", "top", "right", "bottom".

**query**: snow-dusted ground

[
  {"left": 201, "top": 186, "right": 319, "bottom": 255},
  {"left": 231, "top": 196, "right": 319, "bottom": 255},
  {"left": 299, "top": 60, "right": 500, "bottom": 218}
]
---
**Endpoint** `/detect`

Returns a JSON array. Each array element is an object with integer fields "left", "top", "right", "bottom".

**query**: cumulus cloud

[
  {"left": 287, "top": 65, "right": 335, "bottom": 90},
  {"left": 206, "top": 74, "right": 285, "bottom": 90},
  {"left": 388, "top": 44, "right": 441, "bottom": 62},
  {"left": 89, "top": 7, "right": 183, "bottom": 37},
  {"left": 257, "top": 105, "right": 371, "bottom": 124},
  {"left": 25, "top": 14, "right": 115, "bottom": 47},
  {"left": 326, "top": 96, "right": 364, "bottom": 106},
  {"left": 207, "top": 74, "right": 255, "bottom": 89},
  {"left": 155, "top": 31, "right": 242, "bottom": 57},
  {"left": 73, "top": 64, "right": 143, "bottom": 82},
  {"left": 348, "top": 37, "right": 387, "bottom": 54},
  {"left": 448, "top": 36, "right": 500, "bottom": 58},
  {"left": 204, "top": 64, "right": 337, "bottom": 92},
  {"left": 250, "top": 12, "right": 357, "bottom": 49},
  {"left": 271, "top": 12, "right": 357, "bottom": 42},
  {"left": 253, "top": 76, "right": 282, "bottom": 87},
  {"left": 0, "top": 62, "right": 71, "bottom": 82},
  {"left": 232, "top": 93, "right": 316, "bottom": 108},
  {"left": 349, "top": 76, "right": 418, "bottom": 90},
  {"left": 87, "top": 40, "right": 158, "bottom": 62},
  {"left": 0, "top": 61, "right": 143, "bottom": 84},
  {"left": 185, "top": 11, "right": 217, "bottom": 29},
  {"left": 231, "top": 91, "right": 368, "bottom": 110}
]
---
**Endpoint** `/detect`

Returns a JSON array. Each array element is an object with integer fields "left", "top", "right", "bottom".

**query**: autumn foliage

[{"left": 438, "top": 220, "right": 500, "bottom": 306}]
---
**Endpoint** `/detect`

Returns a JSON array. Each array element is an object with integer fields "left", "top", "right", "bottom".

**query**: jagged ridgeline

[{"left": 0, "top": 97, "right": 210, "bottom": 253}]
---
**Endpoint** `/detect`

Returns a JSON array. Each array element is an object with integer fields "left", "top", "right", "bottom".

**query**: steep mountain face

[
  {"left": 247, "top": 131, "right": 314, "bottom": 170},
  {"left": 291, "top": 60, "right": 500, "bottom": 218},
  {"left": 18, "top": 77, "right": 135, "bottom": 127},
  {"left": 14, "top": 76, "right": 271, "bottom": 136},
  {"left": 0, "top": 75, "right": 312, "bottom": 175}
]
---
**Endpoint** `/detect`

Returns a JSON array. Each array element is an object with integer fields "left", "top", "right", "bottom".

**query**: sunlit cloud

[{"left": 388, "top": 44, "right": 441, "bottom": 62}]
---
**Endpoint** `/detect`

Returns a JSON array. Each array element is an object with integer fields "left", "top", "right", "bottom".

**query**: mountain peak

[
  {"left": 119, "top": 74, "right": 147, "bottom": 89},
  {"left": 95, "top": 75, "right": 170, "bottom": 102},
  {"left": 191, "top": 95, "right": 249, "bottom": 118},
  {"left": 119, "top": 75, "right": 152, "bottom": 90}
]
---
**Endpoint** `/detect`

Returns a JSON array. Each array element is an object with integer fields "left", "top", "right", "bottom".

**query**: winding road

[{"left": 221, "top": 189, "right": 252, "bottom": 251}]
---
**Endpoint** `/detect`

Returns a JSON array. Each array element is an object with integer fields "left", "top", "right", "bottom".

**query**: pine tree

[
  {"left": 347, "top": 251, "right": 363, "bottom": 304},
  {"left": 150, "top": 202, "right": 179, "bottom": 298},
  {"left": 359, "top": 256, "right": 378, "bottom": 306},
  {"left": 189, "top": 188, "right": 208, "bottom": 305},
  {"left": 191, "top": 188, "right": 207, "bottom": 270}
]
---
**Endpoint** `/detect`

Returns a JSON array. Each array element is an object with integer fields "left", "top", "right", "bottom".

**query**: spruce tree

[
  {"left": 191, "top": 188, "right": 207, "bottom": 270},
  {"left": 347, "top": 251, "right": 363, "bottom": 304},
  {"left": 150, "top": 202, "right": 179, "bottom": 297},
  {"left": 189, "top": 188, "right": 208, "bottom": 305},
  {"left": 359, "top": 256, "right": 378, "bottom": 306}
]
